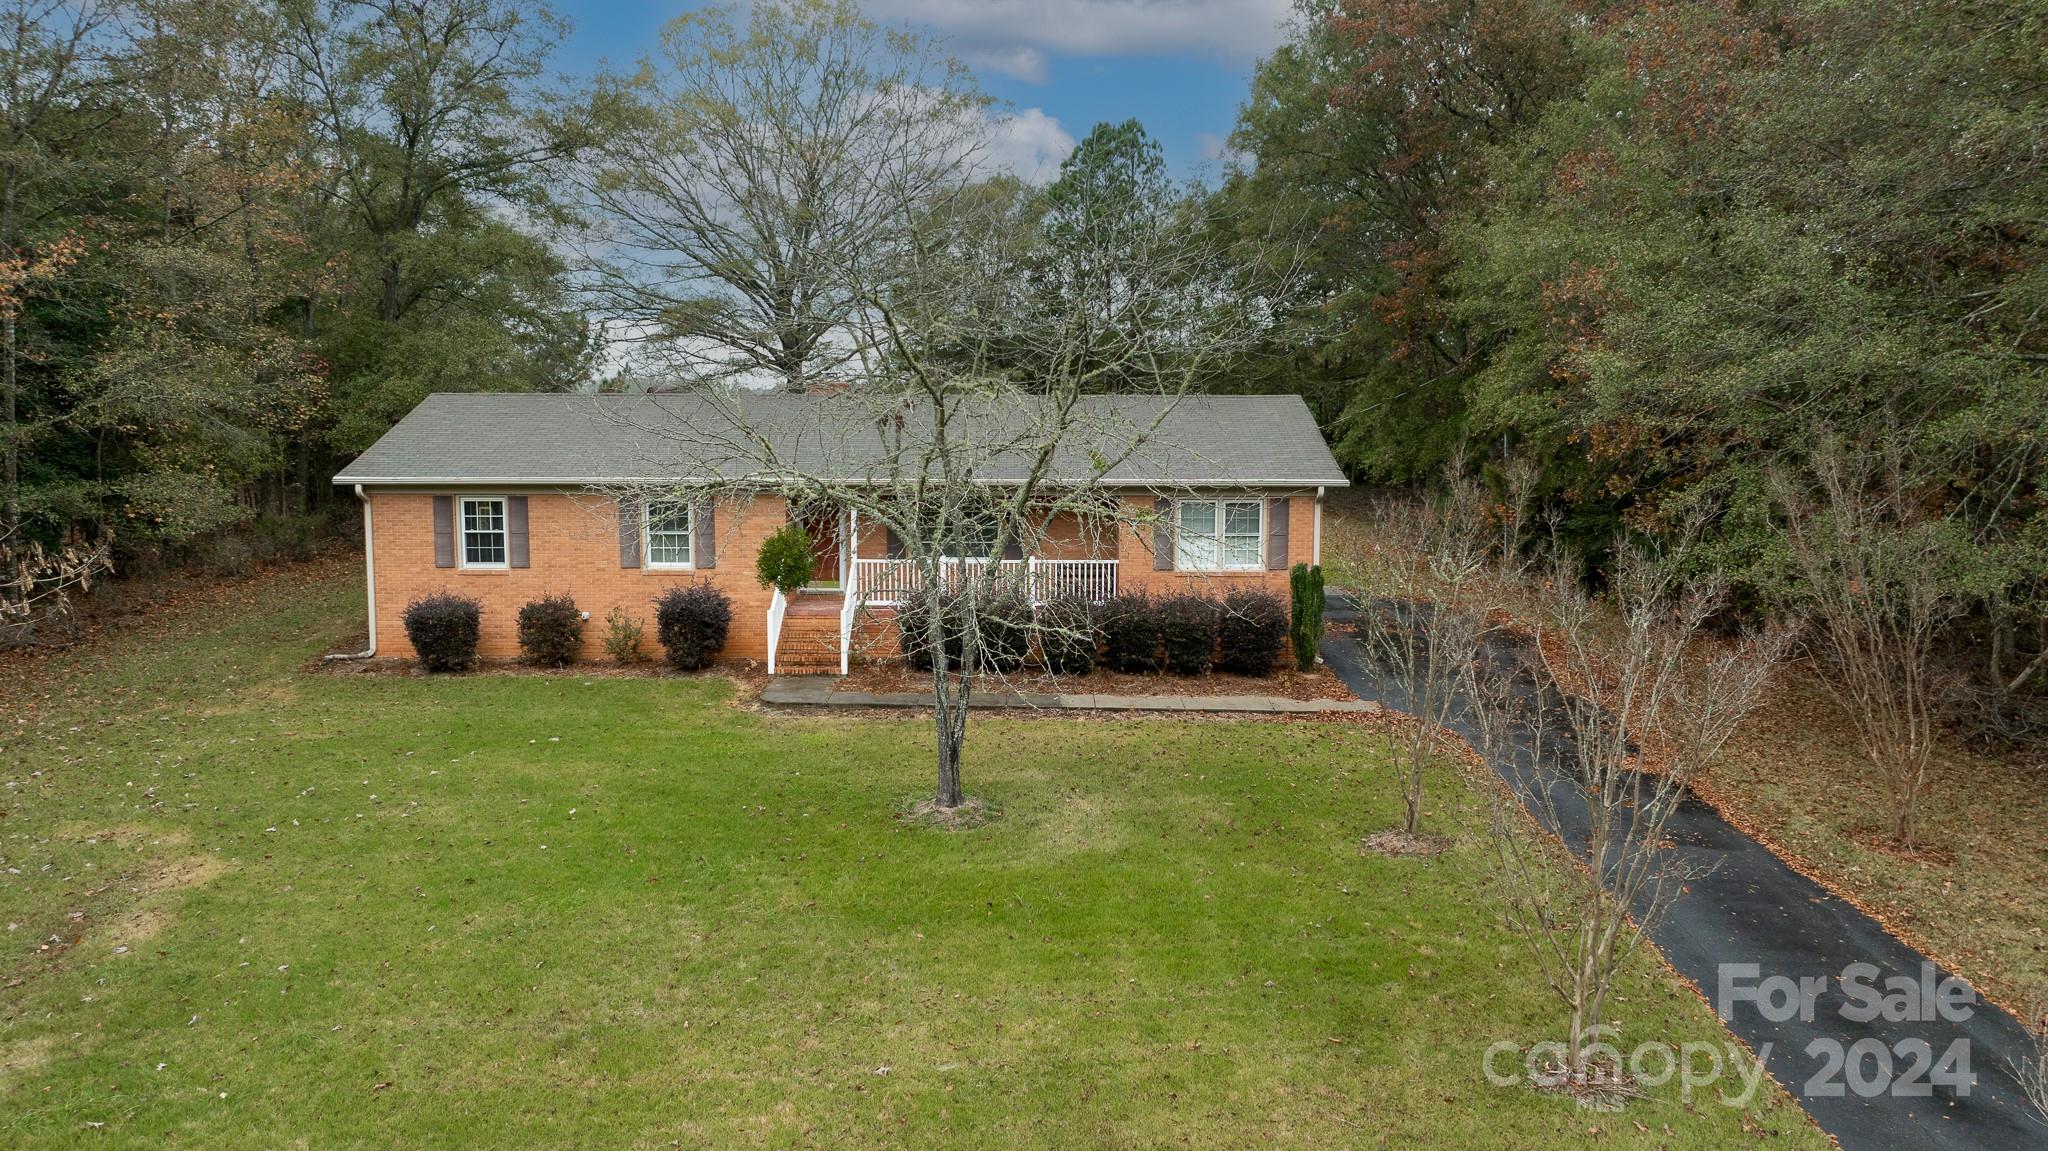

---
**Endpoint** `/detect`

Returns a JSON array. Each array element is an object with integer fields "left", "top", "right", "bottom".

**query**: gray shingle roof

[{"left": 333, "top": 391, "right": 1349, "bottom": 489}]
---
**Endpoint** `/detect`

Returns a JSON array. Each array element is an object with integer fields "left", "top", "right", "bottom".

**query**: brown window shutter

[
  {"left": 885, "top": 525, "right": 903, "bottom": 558},
  {"left": 433, "top": 495, "right": 454, "bottom": 568},
  {"left": 1152, "top": 496, "right": 1174, "bottom": 571},
  {"left": 694, "top": 501, "right": 715, "bottom": 568},
  {"left": 507, "top": 496, "right": 530, "bottom": 568},
  {"left": 618, "top": 499, "right": 641, "bottom": 568},
  {"left": 1002, "top": 534, "right": 1023, "bottom": 561},
  {"left": 1266, "top": 496, "right": 1289, "bottom": 570}
]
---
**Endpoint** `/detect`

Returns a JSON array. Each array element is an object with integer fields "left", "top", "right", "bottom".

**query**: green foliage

[
  {"left": 602, "top": 605, "right": 646, "bottom": 663},
  {"left": 1098, "top": 594, "right": 1162, "bottom": 674},
  {"left": 402, "top": 592, "right": 483, "bottom": 672},
  {"left": 517, "top": 593, "right": 584, "bottom": 667},
  {"left": 655, "top": 584, "right": 732, "bottom": 671},
  {"left": 1216, "top": 588, "right": 1288, "bottom": 676},
  {"left": 1290, "top": 563, "right": 1325, "bottom": 672},
  {"left": 755, "top": 522, "right": 816, "bottom": 595},
  {"left": 0, "top": 0, "right": 592, "bottom": 558}
]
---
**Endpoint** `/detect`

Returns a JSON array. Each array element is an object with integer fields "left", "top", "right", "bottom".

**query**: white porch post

[{"left": 1312, "top": 485, "right": 1325, "bottom": 566}]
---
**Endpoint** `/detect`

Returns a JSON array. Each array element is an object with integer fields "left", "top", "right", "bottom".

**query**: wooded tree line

[
  {"left": 0, "top": 0, "right": 592, "bottom": 567},
  {"left": 1223, "top": 0, "right": 2048, "bottom": 740}
]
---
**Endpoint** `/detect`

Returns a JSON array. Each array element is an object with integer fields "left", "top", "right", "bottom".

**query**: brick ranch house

[{"left": 333, "top": 392, "right": 1349, "bottom": 673}]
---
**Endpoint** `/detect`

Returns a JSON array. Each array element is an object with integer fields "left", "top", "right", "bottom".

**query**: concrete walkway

[
  {"left": 1320, "top": 594, "right": 2040, "bottom": 1151},
  {"left": 760, "top": 674, "right": 1384, "bottom": 715}
]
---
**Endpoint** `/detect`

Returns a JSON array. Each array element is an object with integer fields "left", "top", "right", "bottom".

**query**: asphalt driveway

[{"left": 1320, "top": 596, "right": 2042, "bottom": 1150}]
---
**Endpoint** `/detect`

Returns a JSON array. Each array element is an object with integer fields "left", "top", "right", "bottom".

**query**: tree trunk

[
  {"left": 932, "top": 673, "right": 966, "bottom": 810},
  {"left": 2, "top": 162, "right": 16, "bottom": 534},
  {"left": 1893, "top": 769, "right": 1919, "bottom": 852},
  {"left": 380, "top": 255, "right": 403, "bottom": 323}
]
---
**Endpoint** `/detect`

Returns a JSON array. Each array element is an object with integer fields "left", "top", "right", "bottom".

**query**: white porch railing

[{"left": 849, "top": 557, "right": 1118, "bottom": 607}]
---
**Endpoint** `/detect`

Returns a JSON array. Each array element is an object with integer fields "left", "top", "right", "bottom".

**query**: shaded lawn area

[{"left": 0, "top": 566, "right": 1824, "bottom": 1148}]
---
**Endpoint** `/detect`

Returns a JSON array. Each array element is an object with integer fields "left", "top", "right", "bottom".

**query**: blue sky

[{"left": 549, "top": 0, "right": 1294, "bottom": 182}]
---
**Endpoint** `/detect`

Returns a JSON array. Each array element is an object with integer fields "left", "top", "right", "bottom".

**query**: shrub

[
  {"left": 1290, "top": 563, "right": 1325, "bottom": 672},
  {"left": 897, "top": 588, "right": 1028, "bottom": 674},
  {"left": 1156, "top": 594, "right": 1220, "bottom": 676},
  {"left": 1036, "top": 595, "right": 1098, "bottom": 676},
  {"left": 516, "top": 593, "right": 583, "bottom": 667},
  {"left": 655, "top": 584, "right": 732, "bottom": 670},
  {"left": 896, "top": 586, "right": 946, "bottom": 672},
  {"left": 755, "top": 522, "right": 815, "bottom": 595},
  {"left": 976, "top": 593, "right": 1031, "bottom": 675},
  {"left": 1216, "top": 588, "right": 1288, "bottom": 676},
  {"left": 403, "top": 592, "right": 482, "bottom": 672},
  {"left": 1098, "top": 594, "right": 1161, "bottom": 673},
  {"left": 602, "top": 605, "right": 646, "bottom": 663}
]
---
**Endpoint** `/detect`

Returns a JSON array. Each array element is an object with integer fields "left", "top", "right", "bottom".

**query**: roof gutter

[{"left": 321, "top": 483, "right": 377, "bottom": 662}]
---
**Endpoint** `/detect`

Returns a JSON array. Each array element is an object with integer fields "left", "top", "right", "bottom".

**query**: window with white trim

[
  {"left": 644, "top": 501, "right": 693, "bottom": 568},
  {"left": 1176, "top": 498, "right": 1263, "bottom": 571},
  {"left": 460, "top": 497, "right": 507, "bottom": 567}
]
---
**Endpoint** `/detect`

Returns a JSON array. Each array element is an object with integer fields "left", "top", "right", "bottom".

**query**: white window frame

[
  {"left": 458, "top": 495, "right": 509, "bottom": 569},
  {"left": 1175, "top": 497, "right": 1264, "bottom": 572},
  {"left": 643, "top": 499, "right": 694, "bottom": 570}
]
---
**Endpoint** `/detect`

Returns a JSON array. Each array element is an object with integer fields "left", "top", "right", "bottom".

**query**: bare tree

[
  {"left": 1478, "top": 542, "right": 1787, "bottom": 1092},
  {"left": 1348, "top": 465, "right": 1489, "bottom": 846},
  {"left": 595, "top": 97, "right": 1288, "bottom": 810},
  {"left": 1778, "top": 439, "right": 1962, "bottom": 852},
  {"left": 573, "top": 0, "right": 987, "bottom": 390},
  {"left": 2018, "top": 992, "right": 2048, "bottom": 1130}
]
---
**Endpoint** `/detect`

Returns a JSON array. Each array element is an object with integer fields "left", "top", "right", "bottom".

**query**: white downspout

[
  {"left": 1312, "top": 485, "right": 1325, "bottom": 566},
  {"left": 323, "top": 483, "right": 378, "bottom": 661}
]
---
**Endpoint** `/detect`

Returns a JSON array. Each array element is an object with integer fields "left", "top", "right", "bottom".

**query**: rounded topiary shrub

[
  {"left": 1215, "top": 588, "right": 1288, "bottom": 676},
  {"left": 654, "top": 584, "right": 732, "bottom": 671},
  {"left": 403, "top": 592, "right": 482, "bottom": 673},
  {"left": 1036, "top": 595, "right": 1098, "bottom": 676},
  {"left": 517, "top": 593, "right": 583, "bottom": 667},
  {"left": 1098, "top": 594, "right": 1161, "bottom": 674},
  {"left": 1156, "top": 594, "right": 1220, "bottom": 676},
  {"left": 755, "top": 521, "right": 815, "bottom": 596}
]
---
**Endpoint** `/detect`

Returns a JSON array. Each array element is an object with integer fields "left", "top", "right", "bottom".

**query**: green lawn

[{"left": 0, "top": 565, "right": 1823, "bottom": 1148}]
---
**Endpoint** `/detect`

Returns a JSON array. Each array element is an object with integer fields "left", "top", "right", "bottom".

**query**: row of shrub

[
  {"left": 894, "top": 588, "right": 1290, "bottom": 678},
  {"left": 401, "top": 586, "right": 733, "bottom": 673}
]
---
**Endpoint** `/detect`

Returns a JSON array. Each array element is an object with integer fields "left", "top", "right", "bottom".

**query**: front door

[{"left": 798, "top": 506, "right": 840, "bottom": 586}]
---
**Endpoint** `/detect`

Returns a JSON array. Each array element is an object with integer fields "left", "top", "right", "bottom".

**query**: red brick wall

[
  {"left": 365, "top": 487, "right": 1324, "bottom": 665},
  {"left": 369, "top": 491, "right": 789, "bottom": 662},
  {"left": 1113, "top": 491, "right": 1316, "bottom": 600}
]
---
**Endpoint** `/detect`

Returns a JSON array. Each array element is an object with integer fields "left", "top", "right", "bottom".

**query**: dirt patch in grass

[
  {"left": 896, "top": 795, "right": 998, "bottom": 830},
  {"left": 840, "top": 661, "right": 1354, "bottom": 701},
  {"left": 1362, "top": 829, "right": 1455, "bottom": 858},
  {"left": 0, "top": 1035, "right": 59, "bottom": 1086}
]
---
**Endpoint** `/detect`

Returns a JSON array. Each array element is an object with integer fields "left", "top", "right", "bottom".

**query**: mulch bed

[{"left": 836, "top": 661, "right": 1355, "bottom": 701}]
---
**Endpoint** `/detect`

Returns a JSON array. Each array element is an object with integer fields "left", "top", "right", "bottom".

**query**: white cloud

[
  {"left": 963, "top": 44, "right": 1050, "bottom": 83},
  {"left": 869, "top": 0, "right": 1291, "bottom": 78},
  {"left": 982, "top": 107, "right": 1076, "bottom": 184}
]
